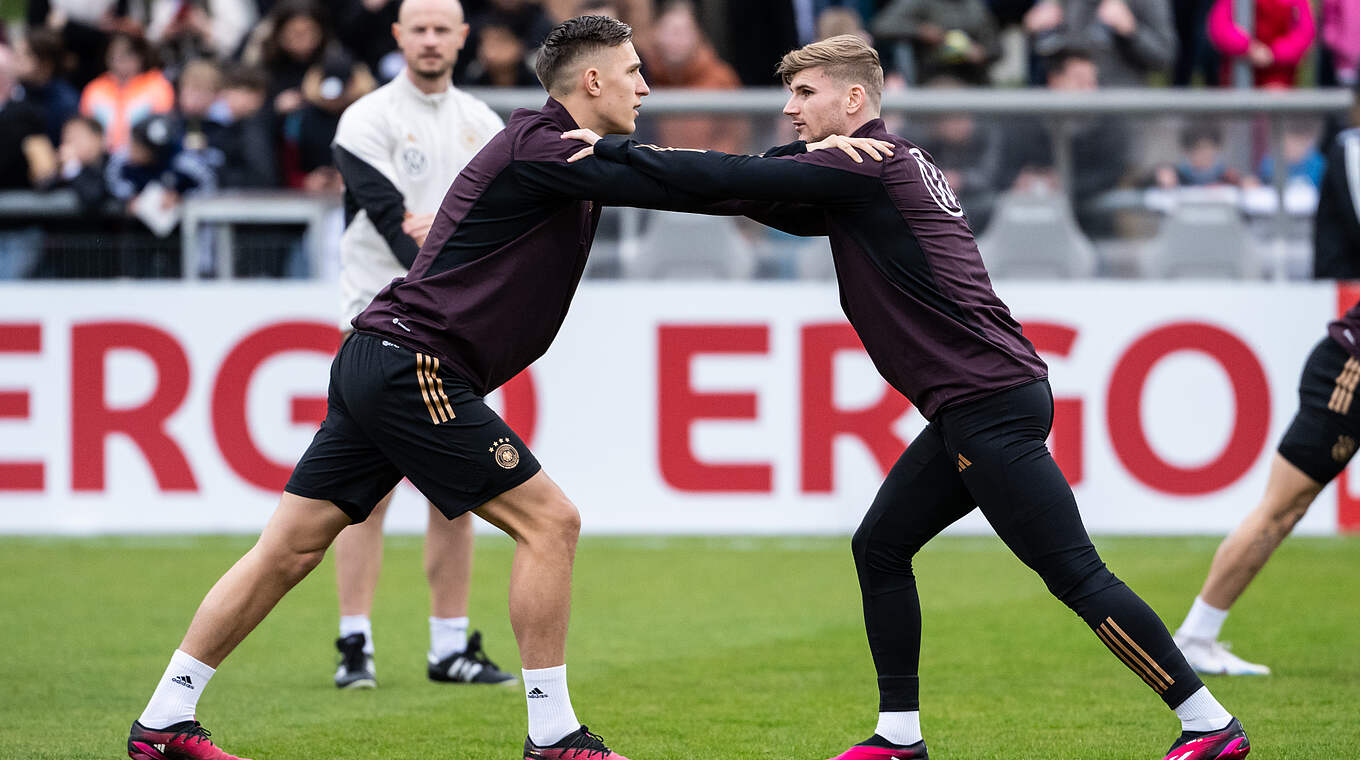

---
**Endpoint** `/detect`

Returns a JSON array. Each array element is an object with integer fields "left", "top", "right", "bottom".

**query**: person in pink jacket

[
  {"left": 1207, "top": 0, "right": 1315, "bottom": 87},
  {"left": 1321, "top": 0, "right": 1360, "bottom": 85}
]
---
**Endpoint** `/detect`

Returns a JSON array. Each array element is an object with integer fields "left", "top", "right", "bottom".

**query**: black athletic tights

[{"left": 852, "top": 379, "right": 1203, "bottom": 712}]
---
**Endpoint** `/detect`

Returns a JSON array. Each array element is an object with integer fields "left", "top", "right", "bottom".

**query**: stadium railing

[{"left": 0, "top": 88, "right": 1350, "bottom": 281}]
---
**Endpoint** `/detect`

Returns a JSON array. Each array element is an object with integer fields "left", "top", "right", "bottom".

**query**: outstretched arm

[{"left": 583, "top": 133, "right": 886, "bottom": 205}]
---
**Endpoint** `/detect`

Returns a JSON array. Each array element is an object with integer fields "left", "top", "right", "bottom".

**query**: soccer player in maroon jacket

[
  {"left": 124, "top": 16, "right": 885, "bottom": 760},
  {"left": 569, "top": 35, "right": 1249, "bottom": 760},
  {"left": 1174, "top": 299, "right": 1360, "bottom": 676}
]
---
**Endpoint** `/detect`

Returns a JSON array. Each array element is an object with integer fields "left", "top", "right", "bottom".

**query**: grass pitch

[{"left": 1, "top": 534, "right": 1357, "bottom": 759}]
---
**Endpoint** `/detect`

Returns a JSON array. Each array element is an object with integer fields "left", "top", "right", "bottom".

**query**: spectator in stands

[
  {"left": 1172, "top": 0, "right": 1218, "bottom": 85},
  {"left": 0, "top": 44, "right": 59, "bottom": 191},
  {"left": 146, "top": 0, "right": 257, "bottom": 67},
  {"left": 0, "top": 42, "right": 60, "bottom": 279},
  {"left": 998, "top": 48, "right": 1128, "bottom": 234},
  {"left": 471, "top": 0, "right": 554, "bottom": 49},
  {"left": 726, "top": 0, "right": 800, "bottom": 85},
  {"left": 871, "top": 0, "right": 1001, "bottom": 84},
  {"left": 292, "top": 48, "right": 375, "bottom": 191},
  {"left": 173, "top": 59, "right": 224, "bottom": 154},
  {"left": 15, "top": 28, "right": 80, "bottom": 145},
  {"left": 79, "top": 31, "right": 175, "bottom": 152},
  {"left": 1254, "top": 120, "right": 1325, "bottom": 190},
  {"left": 1207, "top": 0, "right": 1315, "bottom": 88},
  {"left": 25, "top": 0, "right": 127, "bottom": 89},
  {"left": 56, "top": 115, "right": 110, "bottom": 211},
  {"left": 249, "top": 0, "right": 374, "bottom": 190},
  {"left": 464, "top": 17, "right": 539, "bottom": 86},
  {"left": 1022, "top": 0, "right": 1174, "bottom": 85},
  {"left": 337, "top": 0, "right": 404, "bottom": 84},
  {"left": 1317, "top": 0, "right": 1359, "bottom": 87},
  {"left": 1314, "top": 83, "right": 1360, "bottom": 278},
  {"left": 917, "top": 73, "right": 1003, "bottom": 230},
  {"left": 253, "top": 0, "right": 331, "bottom": 123},
  {"left": 107, "top": 113, "right": 216, "bottom": 211},
  {"left": 646, "top": 0, "right": 747, "bottom": 153},
  {"left": 212, "top": 65, "right": 278, "bottom": 188},
  {"left": 1152, "top": 122, "right": 1242, "bottom": 188},
  {"left": 817, "top": 7, "right": 873, "bottom": 43}
]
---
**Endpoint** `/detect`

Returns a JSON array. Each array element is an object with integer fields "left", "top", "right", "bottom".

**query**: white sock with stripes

[
  {"left": 875, "top": 711, "right": 922, "bottom": 745},
  {"left": 1174, "top": 686, "right": 1233, "bottom": 732},
  {"left": 138, "top": 650, "right": 216, "bottom": 729},
  {"left": 523, "top": 664, "right": 580, "bottom": 746}
]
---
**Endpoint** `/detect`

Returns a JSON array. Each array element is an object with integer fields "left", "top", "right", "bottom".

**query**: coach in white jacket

[{"left": 328, "top": 0, "right": 512, "bottom": 690}]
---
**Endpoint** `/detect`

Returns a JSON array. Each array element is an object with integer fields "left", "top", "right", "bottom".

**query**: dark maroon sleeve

[{"left": 593, "top": 135, "right": 880, "bottom": 204}]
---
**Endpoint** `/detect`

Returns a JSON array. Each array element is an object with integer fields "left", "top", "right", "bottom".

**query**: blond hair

[{"left": 776, "top": 34, "right": 883, "bottom": 110}]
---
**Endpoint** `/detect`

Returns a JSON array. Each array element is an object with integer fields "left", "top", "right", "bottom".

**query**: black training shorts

[
  {"left": 1277, "top": 336, "right": 1360, "bottom": 485},
  {"left": 285, "top": 332, "right": 541, "bottom": 522}
]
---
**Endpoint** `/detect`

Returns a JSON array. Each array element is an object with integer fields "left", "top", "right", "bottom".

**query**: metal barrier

[{"left": 1, "top": 88, "right": 1352, "bottom": 280}]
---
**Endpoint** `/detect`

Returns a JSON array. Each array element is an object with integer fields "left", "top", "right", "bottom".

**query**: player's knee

[
  {"left": 536, "top": 495, "right": 581, "bottom": 546},
  {"left": 851, "top": 517, "right": 916, "bottom": 574},
  {"left": 278, "top": 545, "right": 327, "bottom": 583},
  {"left": 1269, "top": 492, "right": 1313, "bottom": 532},
  {"left": 1045, "top": 555, "right": 1118, "bottom": 609}
]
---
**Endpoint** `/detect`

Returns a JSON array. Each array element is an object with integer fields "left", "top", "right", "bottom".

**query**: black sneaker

[
  {"left": 523, "top": 725, "right": 628, "bottom": 759},
  {"left": 334, "top": 633, "right": 376, "bottom": 689},
  {"left": 427, "top": 630, "right": 516, "bottom": 685},
  {"left": 824, "top": 734, "right": 928, "bottom": 759}
]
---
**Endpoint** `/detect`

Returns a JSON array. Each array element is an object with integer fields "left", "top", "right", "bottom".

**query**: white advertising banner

[{"left": 1, "top": 281, "right": 1356, "bottom": 535}]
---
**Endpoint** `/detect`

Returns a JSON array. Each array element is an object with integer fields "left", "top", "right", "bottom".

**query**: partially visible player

[
  {"left": 1174, "top": 92, "right": 1360, "bottom": 675},
  {"left": 328, "top": 0, "right": 513, "bottom": 691},
  {"left": 570, "top": 35, "right": 1249, "bottom": 760},
  {"left": 1174, "top": 303, "right": 1360, "bottom": 672},
  {"left": 124, "top": 16, "right": 887, "bottom": 760}
]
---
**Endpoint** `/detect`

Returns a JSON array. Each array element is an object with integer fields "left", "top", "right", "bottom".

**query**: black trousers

[{"left": 852, "top": 380, "right": 1203, "bottom": 712}]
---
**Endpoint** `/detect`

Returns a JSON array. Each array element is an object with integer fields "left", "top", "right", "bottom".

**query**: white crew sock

[
  {"left": 875, "top": 711, "right": 922, "bottom": 746},
  {"left": 1177, "top": 597, "right": 1229, "bottom": 641},
  {"left": 1174, "top": 686, "right": 1233, "bottom": 732},
  {"left": 429, "top": 616, "right": 469, "bottom": 660},
  {"left": 340, "top": 614, "right": 374, "bottom": 655},
  {"left": 522, "top": 664, "right": 581, "bottom": 746},
  {"left": 138, "top": 650, "right": 216, "bottom": 729}
]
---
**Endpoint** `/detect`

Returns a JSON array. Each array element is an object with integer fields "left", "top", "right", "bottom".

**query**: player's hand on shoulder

[
  {"left": 561, "top": 128, "right": 604, "bottom": 163},
  {"left": 807, "top": 135, "right": 895, "bottom": 163}
]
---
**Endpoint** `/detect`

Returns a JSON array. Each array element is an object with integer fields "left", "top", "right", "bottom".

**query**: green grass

[{"left": 1, "top": 534, "right": 1357, "bottom": 759}]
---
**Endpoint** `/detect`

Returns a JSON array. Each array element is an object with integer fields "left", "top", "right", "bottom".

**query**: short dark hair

[
  {"left": 24, "top": 27, "right": 66, "bottom": 71},
  {"left": 534, "top": 15, "right": 633, "bottom": 96}
]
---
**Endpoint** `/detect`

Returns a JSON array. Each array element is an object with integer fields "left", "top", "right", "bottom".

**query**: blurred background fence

[{"left": 2, "top": 87, "right": 1351, "bottom": 282}]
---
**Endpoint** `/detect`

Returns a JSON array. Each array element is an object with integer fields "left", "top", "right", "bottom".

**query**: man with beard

[{"left": 327, "top": 0, "right": 514, "bottom": 692}]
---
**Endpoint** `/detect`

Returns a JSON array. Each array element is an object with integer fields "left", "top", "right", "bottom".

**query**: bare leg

[
  {"left": 427, "top": 504, "right": 475, "bottom": 619},
  {"left": 181, "top": 493, "right": 352, "bottom": 666},
  {"left": 474, "top": 471, "right": 579, "bottom": 668},
  {"left": 333, "top": 489, "right": 394, "bottom": 617},
  {"left": 1199, "top": 454, "right": 1324, "bottom": 610}
]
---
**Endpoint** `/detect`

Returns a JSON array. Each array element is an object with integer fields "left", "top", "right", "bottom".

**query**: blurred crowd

[{"left": 0, "top": 0, "right": 1355, "bottom": 277}]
